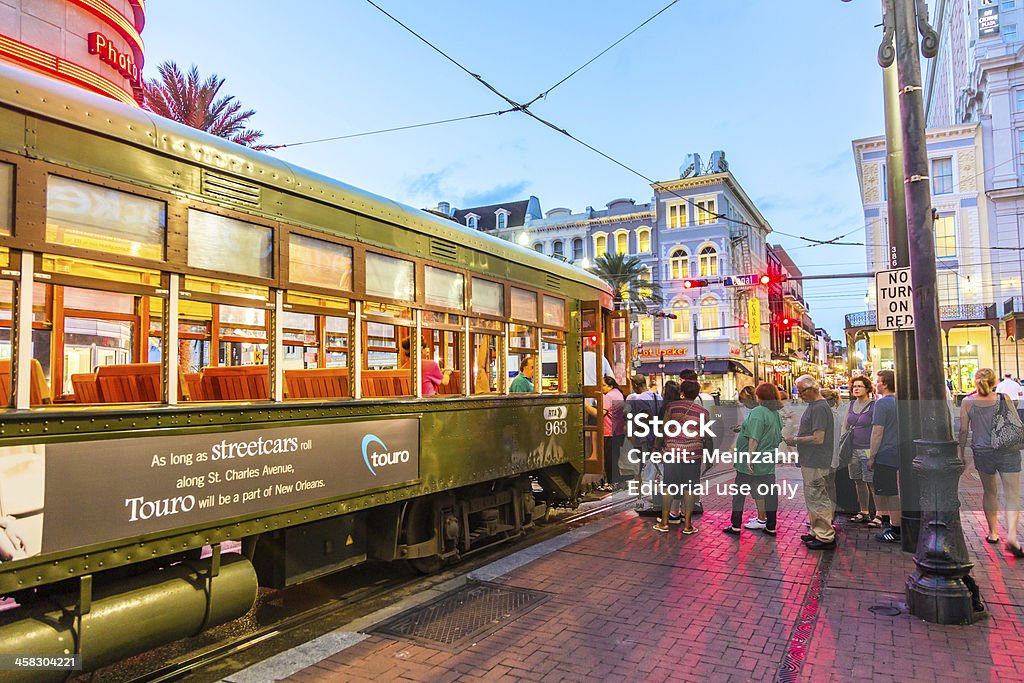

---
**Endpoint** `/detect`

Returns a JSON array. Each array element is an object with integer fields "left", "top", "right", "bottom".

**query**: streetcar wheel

[{"left": 407, "top": 556, "right": 445, "bottom": 575}]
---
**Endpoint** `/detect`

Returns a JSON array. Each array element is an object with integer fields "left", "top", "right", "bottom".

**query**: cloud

[
  {"left": 405, "top": 170, "right": 451, "bottom": 198},
  {"left": 459, "top": 181, "right": 530, "bottom": 207}
]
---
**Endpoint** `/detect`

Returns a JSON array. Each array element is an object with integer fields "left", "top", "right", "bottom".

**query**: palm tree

[
  {"left": 142, "top": 61, "right": 278, "bottom": 151},
  {"left": 587, "top": 252, "right": 663, "bottom": 314}
]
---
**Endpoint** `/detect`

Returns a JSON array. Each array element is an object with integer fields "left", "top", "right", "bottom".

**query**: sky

[{"left": 140, "top": 0, "right": 889, "bottom": 337}]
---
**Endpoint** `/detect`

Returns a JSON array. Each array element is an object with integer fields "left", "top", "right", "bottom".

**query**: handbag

[
  {"left": 992, "top": 395, "right": 1024, "bottom": 450},
  {"left": 836, "top": 429, "right": 855, "bottom": 468}
]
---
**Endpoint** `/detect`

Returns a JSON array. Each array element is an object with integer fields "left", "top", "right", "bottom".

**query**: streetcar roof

[{"left": 0, "top": 63, "right": 611, "bottom": 296}]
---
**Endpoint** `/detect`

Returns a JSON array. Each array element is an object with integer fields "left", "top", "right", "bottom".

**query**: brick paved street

[{"left": 242, "top": 464, "right": 1024, "bottom": 683}]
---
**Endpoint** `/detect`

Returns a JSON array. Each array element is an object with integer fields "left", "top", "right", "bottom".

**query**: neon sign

[{"left": 88, "top": 32, "right": 140, "bottom": 86}]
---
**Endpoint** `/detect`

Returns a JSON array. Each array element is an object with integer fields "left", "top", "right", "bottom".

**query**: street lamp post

[{"left": 880, "top": 0, "right": 980, "bottom": 623}]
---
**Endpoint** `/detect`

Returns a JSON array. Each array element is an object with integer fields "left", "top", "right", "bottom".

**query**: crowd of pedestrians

[{"left": 621, "top": 366, "right": 1023, "bottom": 562}]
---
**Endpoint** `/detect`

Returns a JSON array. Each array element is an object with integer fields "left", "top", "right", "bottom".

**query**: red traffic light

[
  {"left": 778, "top": 317, "right": 792, "bottom": 327},
  {"left": 682, "top": 279, "right": 709, "bottom": 289},
  {"left": 585, "top": 333, "right": 599, "bottom": 346},
  {"left": 759, "top": 274, "right": 772, "bottom": 285},
  {"left": 655, "top": 311, "right": 678, "bottom": 319}
]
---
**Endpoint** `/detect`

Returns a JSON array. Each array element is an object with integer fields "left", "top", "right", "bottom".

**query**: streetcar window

[
  {"left": 288, "top": 233, "right": 353, "bottom": 291},
  {"left": 46, "top": 176, "right": 166, "bottom": 260},
  {"left": 471, "top": 331, "right": 501, "bottom": 394},
  {"left": 422, "top": 310, "right": 463, "bottom": 397},
  {"left": 365, "top": 252, "right": 414, "bottom": 301},
  {"left": 187, "top": 209, "right": 273, "bottom": 279},
  {"left": 424, "top": 266, "right": 465, "bottom": 309},
  {"left": 508, "top": 324, "right": 537, "bottom": 394},
  {"left": 184, "top": 275, "right": 269, "bottom": 302},
  {"left": 0, "top": 278, "right": 53, "bottom": 407},
  {"left": 471, "top": 278, "right": 503, "bottom": 317},
  {"left": 362, "top": 303, "right": 413, "bottom": 397},
  {"left": 542, "top": 295, "right": 566, "bottom": 328},
  {"left": 510, "top": 287, "right": 538, "bottom": 323},
  {"left": 0, "top": 162, "right": 12, "bottom": 236},
  {"left": 541, "top": 329, "right": 564, "bottom": 393}
]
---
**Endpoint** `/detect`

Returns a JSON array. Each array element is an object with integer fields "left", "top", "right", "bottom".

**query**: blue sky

[{"left": 141, "top": 0, "right": 889, "bottom": 336}]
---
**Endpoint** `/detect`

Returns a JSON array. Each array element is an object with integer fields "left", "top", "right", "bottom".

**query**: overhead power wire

[
  {"left": 522, "top": 0, "right": 681, "bottom": 107},
  {"left": 276, "top": 109, "right": 517, "bottom": 148}
]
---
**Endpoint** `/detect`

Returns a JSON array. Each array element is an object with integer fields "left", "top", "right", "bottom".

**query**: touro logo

[{"left": 361, "top": 434, "right": 411, "bottom": 476}]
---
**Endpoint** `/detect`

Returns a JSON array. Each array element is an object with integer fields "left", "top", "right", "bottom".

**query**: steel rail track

[{"left": 116, "top": 495, "right": 635, "bottom": 683}]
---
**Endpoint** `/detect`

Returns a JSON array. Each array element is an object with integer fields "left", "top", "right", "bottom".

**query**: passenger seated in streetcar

[
  {"left": 401, "top": 338, "right": 451, "bottom": 396},
  {"left": 509, "top": 355, "right": 535, "bottom": 393}
]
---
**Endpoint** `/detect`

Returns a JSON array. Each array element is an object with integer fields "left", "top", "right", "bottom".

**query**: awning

[{"left": 635, "top": 359, "right": 753, "bottom": 376}]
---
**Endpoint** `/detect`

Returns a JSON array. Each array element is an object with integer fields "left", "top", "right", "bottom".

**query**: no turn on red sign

[{"left": 875, "top": 267, "right": 915, "bottom": 331}]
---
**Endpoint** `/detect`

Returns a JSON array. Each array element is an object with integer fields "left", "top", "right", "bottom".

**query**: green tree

[
  {"left": 142, "top": 61, "right": 277, "bottom": 151},
  {"left": 587, "top": 252, "right": 663, "bottom": 314}
]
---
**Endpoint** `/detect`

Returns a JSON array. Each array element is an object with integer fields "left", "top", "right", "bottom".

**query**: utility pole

[
  {"left": 879, "top": 0, "right": 981, "bottom": 623},
  {"left": 881, "top": 41, "right": 922, "bottom": 552}
]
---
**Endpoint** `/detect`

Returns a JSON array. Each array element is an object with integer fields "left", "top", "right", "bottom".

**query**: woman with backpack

[{"left": 653, "top": 378, "right": 708, "bottom": 535}]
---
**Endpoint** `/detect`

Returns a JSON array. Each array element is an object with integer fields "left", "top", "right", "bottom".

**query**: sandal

[
  {"left": 1007, "top": 542, "right": 1024, "bottom": 558},
  {"left": 867, "top": 517, "right": 884, "bottom": 528},
  {"left": 985, "top": 535, "right": 1000, "bottom": 544},
  {"left": 682, "top": 526, "right": 699, "bottom": 535},
  {"left": 850, "top": 513, "right": 870, "bottom": 524},
  {"left": 652, "top": 523, "right": 670, "bottom": 533}
]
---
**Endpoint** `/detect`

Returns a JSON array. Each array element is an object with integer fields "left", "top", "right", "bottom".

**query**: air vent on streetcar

[
  {"left": 201, "top": 170, "right": 262, "bottom": 208},
  {"left": 430, "top": 239, "right": 458, "bottom": 261},
  {"left": 545, "top": 274, "right": 561, "bottom": 290}
]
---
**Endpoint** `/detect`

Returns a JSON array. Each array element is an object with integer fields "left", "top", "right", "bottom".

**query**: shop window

[
  {"left": 365, "top": 252, "right": 415, "bottom": 300},
  {"left": 188, "top": 209, "right": 272, "bottom": 278},
  {"left": 289, "top": 233, "right": 353, "bottom": 291},
  {"left": 46, "top": 176, "right": 166, "bottom": 260},
  {"left": 510, "top": 287, "right": 538, "bottom": 323},
  {"left": 425, "top": 266, "right": 465, "bottom": 309},
  {"left": 0, "top": 162, "right": 12, "bottom": 236},
  {"left": 471, "top": 279, "right": 504, "bottom": 319}
]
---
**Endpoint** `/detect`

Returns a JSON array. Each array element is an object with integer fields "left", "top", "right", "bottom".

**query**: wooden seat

[
  {"left": 201, "top": 365, "right": 269, "bottom": 401},
  {"left": 284, "top": 367, "right": 349, "bottom": 400},
  {"left": 0, "top": 358, "right": 52, "bottom": 407},
  {"left": 71, "top": 373, "right": 102, "bottom": 403},
  {"left": 96, "top": 363, "right": 161, "bottom": 403},
  {"left": 438, "top": 370, "right": 461, "bottom": 395},
  {"left": 183, "top": 373, "right": 204, "bottom": 401}
]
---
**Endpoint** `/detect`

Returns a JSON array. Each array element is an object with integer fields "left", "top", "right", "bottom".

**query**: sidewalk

[{"left": 236, "top": 466, "right": 1024, "bottom": 683}]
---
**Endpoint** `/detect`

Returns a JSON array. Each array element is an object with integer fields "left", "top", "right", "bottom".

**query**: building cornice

[{"left": 653, "top": 172, "right": 773, "bottom": 232}]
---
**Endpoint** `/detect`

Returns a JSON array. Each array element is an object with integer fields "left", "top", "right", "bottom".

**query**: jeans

[{"left": 730, "top": 471, "right": 777, "bottom": 531}]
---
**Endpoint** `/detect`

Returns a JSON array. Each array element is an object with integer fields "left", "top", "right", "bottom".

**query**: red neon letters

[{"left": 87, "top": 32, "right": 140, "bottom": 86}]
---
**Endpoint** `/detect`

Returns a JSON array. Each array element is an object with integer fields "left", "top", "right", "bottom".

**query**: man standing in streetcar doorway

[{"left": 785, "top": 375, "right": 836, "bottom": 549}]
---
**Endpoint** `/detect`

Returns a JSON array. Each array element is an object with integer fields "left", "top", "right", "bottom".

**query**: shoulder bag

[{"left": 992, "top": 394, "right": 1024, "bottom": 451}]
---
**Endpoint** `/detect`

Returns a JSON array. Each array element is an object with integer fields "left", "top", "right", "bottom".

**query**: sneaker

[
  {"left": 876, "top": 528, "right": 901, "bottom": 543},
  {"left": 762, "top": 528, "right": 777, "bottom": 536},
  {"left": 668, "top": 513, "right": 683, "bottom": 525},
  {"left": 805, "top": 538, "right": 836, "bottom": 550},
  {"left": 744, "top": 517, "right": 767, "bottom": 530},
  {"left": 800, "top": 533, "right": 816, "bottom": 543},
  {"left": 722, "top": 527, "right": 741, "bottom": 536}
]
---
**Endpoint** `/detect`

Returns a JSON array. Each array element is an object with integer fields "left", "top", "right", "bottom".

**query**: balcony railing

[
  {"left": 1004, "top": 296, "right": 1024, "bottom": 316},
  {"left": 845, "top": 303, "right": 996, "bottom": 329}
]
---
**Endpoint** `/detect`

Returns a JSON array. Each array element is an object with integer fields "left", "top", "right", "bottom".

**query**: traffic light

[
  {"left": 654, "top": 311, "right": 678, "bottom": 319},
  {"left": 776, "top": 316, "right": 793, "bottom": 343},
  {"left": 759, "top": 274, "right": 772, "bottom": 285},
  {"left": 682, "top": 279, "right": 709, "bottom": 289},
  {"left": 584, "top": 333, "right": 599, "bottom": 347}
]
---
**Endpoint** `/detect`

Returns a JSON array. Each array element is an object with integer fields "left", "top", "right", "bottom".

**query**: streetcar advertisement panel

[{"left": 0, "top": 418, "right": 419, "bottom": 557}]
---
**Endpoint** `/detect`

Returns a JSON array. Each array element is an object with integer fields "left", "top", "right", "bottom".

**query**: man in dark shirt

[
  {"left": 785, "top": 374, "right": 836, "bottom": 549},
  {"left": 870, "top": 369, "right": 902, "bottom": 543}
]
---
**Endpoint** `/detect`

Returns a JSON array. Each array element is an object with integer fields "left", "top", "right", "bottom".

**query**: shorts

[
  {"left": 873, "top": 464, "right": 899, "bottom": 496},
  {"left": 972, "top": 447, "right": 1022, "bottom": 475},
  {"left": 663, "top": 458, "right": 702, "bottom": 498},
  {"left": 847, "top": 448, "right": 873, "bottom": 483}
]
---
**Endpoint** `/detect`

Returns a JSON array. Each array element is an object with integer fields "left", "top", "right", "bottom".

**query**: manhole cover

[
  {"left": 868, "top": 605, "right": 902, "bottom": 616},
  {"left": 370, "top": 580, "right": 550, "bottom": 651}
]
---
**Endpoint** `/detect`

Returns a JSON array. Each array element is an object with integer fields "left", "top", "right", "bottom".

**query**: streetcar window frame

[
  {"left": 186, "top": 207, "right": 275, "bottom": 281},
  {"left": 0, "top": 161, "right": 13, "bottom": 237},
  {"left": 282, "top": 224, "right": 356, "bottom": 297}
]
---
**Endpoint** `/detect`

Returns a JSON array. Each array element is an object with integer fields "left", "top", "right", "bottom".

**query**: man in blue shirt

[{"left": 870, "top": 369, "right": 901, "bottom": 543}]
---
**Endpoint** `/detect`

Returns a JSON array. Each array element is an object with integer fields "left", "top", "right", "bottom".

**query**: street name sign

[
  {"left": 875, "top": 267, "right": 914, "bottom": 331},
  {"left": 724, "top": 274, "right": 759, "bottom": 287}
]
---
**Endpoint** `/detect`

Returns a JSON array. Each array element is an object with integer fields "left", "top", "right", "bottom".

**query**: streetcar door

[
  {"left": 607, "top": 309, "right": 630, "bottom": 387},
  {"left": 581, "top": 302, "right": 604, "bottom": 477}
]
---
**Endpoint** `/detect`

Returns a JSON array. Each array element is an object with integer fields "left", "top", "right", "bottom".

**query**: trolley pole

[
  {"left": 881, "top": 41, "right": 922, "bottom": 552},
  {"left": 880, "top": 0, "right": 980, "bottom": 623}
]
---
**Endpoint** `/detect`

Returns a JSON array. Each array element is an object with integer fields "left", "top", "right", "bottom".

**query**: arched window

[
  {"left": 572, "top": 238, "right": 584, "bottom": 261},
  {"left": 700, "top": 296, "right": 719, "bottom": 332},
  {"left": 699, "top": 245, "right": 718, "bottom": 277},
  {"left": 467, "top": 216, "right": 477, "bottom": 230},
  {"left": 533, "top": 242, "right": 544, "bottom": 253},
  {"left": 671, "top": 300, "right": 690, "bottom": 339},
  {"left": 594, "top": 234, "right": 607, "bottom": 258},
  {"left": 637, "top": 228, "right": 651, "bottom": 253},
  {"left": 552, "top": 240, "right": 564, "bottom": 257},
  {"left": 496, "top": 209, "right": 509, "bottom": 230},
  {"left": 670, "top": 249, "right": 689, "bottom": 280},
  {"left": 616, "top": 231, "right": 628, "bottom": 254}
]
